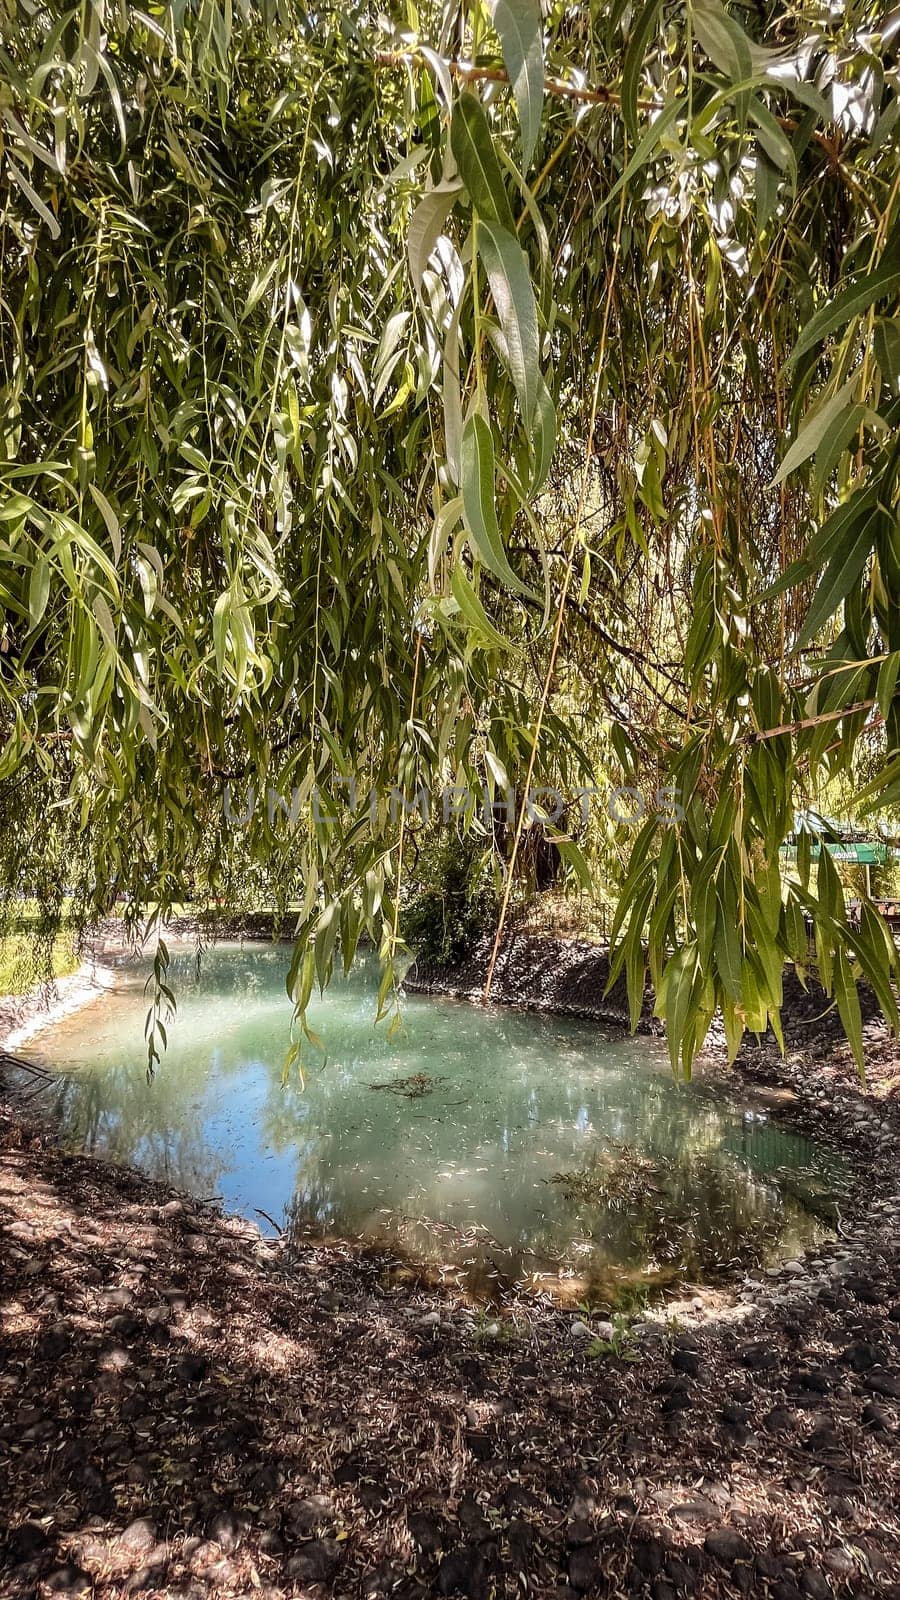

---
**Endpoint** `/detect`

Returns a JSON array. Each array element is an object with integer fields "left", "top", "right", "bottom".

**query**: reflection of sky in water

[{"left": 20, "top": 946, "right": 846, "bottom": 1300}]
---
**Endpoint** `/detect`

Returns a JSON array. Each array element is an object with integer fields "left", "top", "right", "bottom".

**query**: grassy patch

[{"left": 0, "top": 905, "right": 80, "bottom": 996}]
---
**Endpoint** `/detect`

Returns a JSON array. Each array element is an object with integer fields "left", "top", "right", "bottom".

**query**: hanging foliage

[{"left": 1, "top": 0, "right": 899, "bottom": 1072}]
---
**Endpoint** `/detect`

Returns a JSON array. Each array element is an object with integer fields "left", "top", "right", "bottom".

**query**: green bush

[{"left": 404, "top": 837, "right": 498, "bottom": 970}]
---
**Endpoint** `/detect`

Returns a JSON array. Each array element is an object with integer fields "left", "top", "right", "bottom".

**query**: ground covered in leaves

[{"left": 2, "top": 960, "right": 900, "bottom": 1600}]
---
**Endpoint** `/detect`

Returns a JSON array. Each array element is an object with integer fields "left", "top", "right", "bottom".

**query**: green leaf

[
  {"left": 876, "top": 650, "right": 900, "bottom": 719},
  {"left": 833, "top": 947, "right": 864, "bottom": 1077},
  {"left": 693, "top": 0, "right": 754, "bottom": 83},
  {"left": 531, "top": 374, "right": 557, "bottom": 491},
  {"left": 749, "top": 97, "right": 796, "bottom": 187},
  {"left": 622, "top": 0, "right": 664, "bottom": 146},
  {"left": 555, "top": 836, "right": 592, "bottom": 892},
  {"left": 874, "top": 317, "right": 900, "bottom": 393},
  {"left": 6, "top": 156, "right": 61, "bottom": 239},
  {"left": 601, "top": 96, "right": 688, "bottom": 213},
  {"left": 460, "top": 414, "right": 535, "bottom": 597},
  {"left": 450, "top": 94, "right": 516, "bottom": 230},
  {"left": 489, "top": 0, "right": 544, "bottom": 169},
  {"left": 790, "top": 262, "right": 900, "bottom": 366},
  {"left": 28, "top": 558, "right": 51, "bottom": 629},
  {"left": 771, "top": 379, "right": 856, "bottom": 485},
  {"left": 477, "top": 217, "right": 540, "bottom": 428},
  {"left": 796, "top": 507, "right": 878, "bottom": 650},
  {"left": 407, "top": 180, "right": 461, "bottom": 293},
  {"left": 88, "top": 483, "right": 122, "bottom": 564}
]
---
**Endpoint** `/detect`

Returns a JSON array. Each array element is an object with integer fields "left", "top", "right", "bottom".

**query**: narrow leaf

[
  {"left": 490, "top": 0, "right": 544, "bottom": 169},
  {"left": 450, "top": 94, "right": 516, "bottom": 230},
  {"left": 460, "top": 413, "right": 534, "bottom": 597},
  {"left": 477, "top": 217, "right": 540, "bottom": 427}
]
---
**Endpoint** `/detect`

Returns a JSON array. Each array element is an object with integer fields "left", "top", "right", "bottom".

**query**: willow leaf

[
  {"left": 477, "top": 217, "right": 540, "bottom": 428},
  {"left": 450, "top": 94, "right": 516, "bottom": 230},
  {"left": 621, "top": 0, "right": 663, "bottom": 146},
  {"left": 407, "top": 180, "right": 461, "bottom": 294},
  {"left": 489, "top": 0, "right": 543, "bottom": 170},
  {"left": 449, "top": 562, "right": 513, "bottom": 650},
  {"left": 460, "top": 414, "right": 534, "bottom": 597},
  {"left": 790, "top": 262, "right": 900, "bottom": 365}
]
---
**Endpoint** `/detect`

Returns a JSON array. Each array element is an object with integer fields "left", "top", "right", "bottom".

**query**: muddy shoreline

[{"left": 2, "top": 927, "right": 899, "bottom": 1597}]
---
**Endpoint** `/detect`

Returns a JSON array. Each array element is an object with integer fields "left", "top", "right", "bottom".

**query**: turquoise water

[{"left": 22, "top": 945, "right": 843, "bottom": 1302}]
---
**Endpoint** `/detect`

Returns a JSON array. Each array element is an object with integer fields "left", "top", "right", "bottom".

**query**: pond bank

[
  {"left": 0, "top": 960, "right": 116, "bottom": 1054},
  {"left": 2, "top": 1063, "right": 900, "bottom": 1599},
  {"left": 2, "top": 928, "right": 899, "bottom": 1597}
]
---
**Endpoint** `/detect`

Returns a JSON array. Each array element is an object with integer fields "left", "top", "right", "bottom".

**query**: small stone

[
  {"left": 632, "top": 1538, "right": 665, "bottom": 1577},
  {"left": 840, "top": 1340, "right": 883, "bottom": 1372},
  {"left": 38, "top": 1323, "right": 71, "bottom": 1360},
  {"left": 407, "top": 1511, "right": 444, "bottom": 1554},
  {"left": 47, "top": 1568, "right": 91, "bottom": 1594},
  {"left": 822, "top": 1549, "right": 855, "bottom": 1579},
  {"left": 208, "top": 1509, "right": 243, "bottom": 1553},
  {"left": 721, "top": 1401, "right": 751, "bottom": 1427},
  {"left": 437, "top": 1545, "right": 485, "bottom": 1596},
  {"left": 739, "top": 1342, "right": 778, "bottom": 1372},
  {"left": 861, "top": 1400, "right": 890, "bottom": 1433},
  {"left": 117, "top": 1519, "right": 157, "bottom": 1554},
  {"left": 565, "top": 1519, "right": 594, "bottom": 1547},
  {"left": 805, "top": 1421, "right": 840, "bottom": 1454},
  {"left": 665, "top": 1554, "right": 697, "bottom": 1590},
  {"left": 764, "top": 1406, "right": 794, "bottom": 1433},
  {"left": 285, "top": 1538, "right": 342, "bottom": 1584},
  {"left": 98, "top": 1347, "right": 131, "bottom": 1372},
  {"left": 705, "top": 1528, "right": 752, "bottom": 1564},
  {"left": 800, "top": 1571, "right": 832, "bottom": 1599},
  {"left": 568, "top": 1548, "right": 600, "bottom": 1591},
  {"left": 672, "top": 1348, "right": 701, "bottom": 1377},
  {"left": 864, "top": 1370, "right": 900, "bottom": 1400},
  {"left": 288, "top": 1494, "right": 334, "bottom": 1535},
  {"left": 174, "top": 1353, "right": 208, "bottom": 1383}
]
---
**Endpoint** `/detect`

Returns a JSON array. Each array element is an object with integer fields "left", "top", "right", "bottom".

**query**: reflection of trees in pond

[
  {"left": 39, "top": 1066, "right": 229, "bottom": 1199},
  {"left": 27, "top": 951, "right": 843, "bottom": 1299},
  {"left": 264, "top": 1034, "right": 837, "bottom": 1288}
]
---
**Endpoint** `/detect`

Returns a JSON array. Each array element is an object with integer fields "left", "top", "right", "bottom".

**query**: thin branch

[
  {"left": 374, "top": 50, "right": 635, "bottom": 111},
  {"left": 748, "top": 698, "right": 879, "bottom": 744}
]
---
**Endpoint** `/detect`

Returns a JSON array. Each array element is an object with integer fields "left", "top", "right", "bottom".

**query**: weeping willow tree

[{"left": 0, "top": 0, "right": 898, "bottom": 1071}]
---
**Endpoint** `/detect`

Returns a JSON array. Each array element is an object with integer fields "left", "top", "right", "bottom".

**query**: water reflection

[{"left": 19, "top": 946, "right": 845, "bottom": 1303}]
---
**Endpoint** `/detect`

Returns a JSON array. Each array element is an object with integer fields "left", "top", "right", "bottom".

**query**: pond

[{"left": 19, "top": 944, "right": 846, "bottom": 1304}]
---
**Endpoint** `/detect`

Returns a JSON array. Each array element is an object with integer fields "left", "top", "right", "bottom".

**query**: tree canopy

[{"left": 1, "top": 0, "right": 899, "bottom": 1071}]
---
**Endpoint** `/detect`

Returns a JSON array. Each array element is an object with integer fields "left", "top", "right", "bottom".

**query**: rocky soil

[{"left": 1, "top": 936, "right": 899, "bottom": 1600}]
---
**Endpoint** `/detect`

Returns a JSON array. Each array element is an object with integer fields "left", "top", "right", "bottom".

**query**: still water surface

[{"left": 22, "top": 945, "right": 844, "bottom": 1301}]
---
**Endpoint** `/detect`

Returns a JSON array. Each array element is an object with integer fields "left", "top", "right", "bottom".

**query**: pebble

[
  {"left": 822, "top": 1548, "right": 856, "bottom": 1579},
  {"left": 705, "top": 1528, "right": 753, "bottom": 1564},
  {"left": 116, "top": 1519, "right": 157, "bottom": 1554}
]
